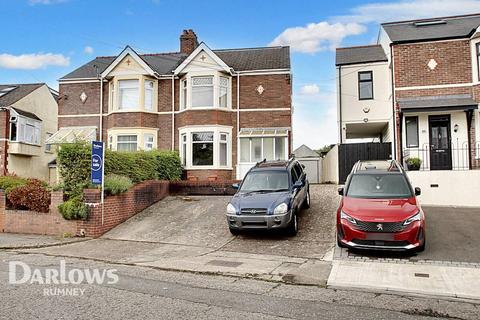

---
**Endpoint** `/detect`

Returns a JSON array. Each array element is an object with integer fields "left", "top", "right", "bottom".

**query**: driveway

[
  {"left": 104, "top": 184, "right": 339, "bottom": 259},
  {"left": 339, "top": 206, "right": 480, "bottom": 264}
]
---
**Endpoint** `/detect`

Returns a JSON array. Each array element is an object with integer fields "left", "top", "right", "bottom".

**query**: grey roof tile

[
  {"left": 382, "top": 13, "right": 480, "bottom": 43},
  {"left": 335, "top": 45, "right": 387, "bottom": 66},
  {"left": 11, "top": 107, "right": 42, "bottom": 121},
  {"left": 0, "top": 83, "right": 44, "bottom": 108},
  {"left": 398, "top": 94, "right": 478, "bottom": 112},
  {"left": 293, "top": 144, "right": 320, "bottom": 158},
  {"left": 60, "top": 46, "right": 290, "bottom": 80}
]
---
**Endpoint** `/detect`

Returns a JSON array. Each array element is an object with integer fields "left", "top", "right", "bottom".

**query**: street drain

[
  {"left": 414, "top": 273, "right": 430, "bottom": 278},
  {"left": 207, "top": 260, "right": 243, "bottom": 268}
]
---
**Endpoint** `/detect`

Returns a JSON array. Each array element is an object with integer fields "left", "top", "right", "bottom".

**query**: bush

[
  {"left": 57, "top": 142, "right": 182, "bottom": 196},
  {"left": 58, "top": 196, "right": 88, "bottom": 220},
  {"left": 406, "top": 157, "right": 422, "bottom": 170},
  {"left": 0, "top": 175, "right": 28, "bottom": 194},
  {"left": 104, "top": 174, "right": 133, "bottom": 195},
  {"left": 7, "top": 179, "right": 51, "bottom": 212}
]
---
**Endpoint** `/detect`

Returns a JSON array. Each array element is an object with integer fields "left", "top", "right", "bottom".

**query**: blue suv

[{"left": 226, "top": 159, "right": 310, "bottom": 236}]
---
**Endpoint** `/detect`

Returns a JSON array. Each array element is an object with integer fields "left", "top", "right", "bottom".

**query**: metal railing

[{"left": 403, "top": 141, "right": 480, "bottom": 171}]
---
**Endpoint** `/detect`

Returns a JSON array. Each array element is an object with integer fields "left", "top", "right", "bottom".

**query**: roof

[
  {"left": 335, "top": 45, "right": 387, "bottom": 66},
  {"left": 46, "top": 126, "right": 97, "bottom": 144},
  {"left": 293, "top": 144, "right": 320, "bottom": 158},
  {"left": 11, "top": 107, "right": 42, "bottom": 121},
  {"left": 382, "top": 13, "right": 480, "bottom": 43},
  {"left": 61, "top": 46, "right": 290, "bottom": 80},
  {"left": 398, "top": 94, "right": 478, "bottom": 113},
  {"left": 0, "top": 83, "right": 44, "bottom": 108}
]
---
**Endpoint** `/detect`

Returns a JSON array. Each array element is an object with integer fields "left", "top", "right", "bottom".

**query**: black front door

[{"left": 429, "top": 115, "right": 452, "bottom": 170}]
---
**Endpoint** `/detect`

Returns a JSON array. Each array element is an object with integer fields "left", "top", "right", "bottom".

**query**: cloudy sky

[{"left": 1, "top": 0, "right": 480, "bottom": 149}]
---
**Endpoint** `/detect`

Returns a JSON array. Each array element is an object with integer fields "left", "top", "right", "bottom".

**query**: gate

[{"left": 338, "top": 142, "right": 392, "bottom": 184}]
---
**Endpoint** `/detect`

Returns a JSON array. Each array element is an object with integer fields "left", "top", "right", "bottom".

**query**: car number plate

[{"left": 365, "top": 233, "right": 394, "bottom": 241}]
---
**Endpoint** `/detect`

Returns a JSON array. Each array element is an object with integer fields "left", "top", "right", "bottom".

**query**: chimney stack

[{"left": 180, "top": 29, "right": 199, "bottom": 55}]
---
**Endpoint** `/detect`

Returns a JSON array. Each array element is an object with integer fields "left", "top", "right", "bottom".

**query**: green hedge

[
  {"left": 0, "top": 176, "right": 28, "bottom": 194},
  {"left": 57, "top": 142, "right": 182, "bottom": 196},
  {"left": 104, "top": 174, "right": 133, "bottom": 195}
]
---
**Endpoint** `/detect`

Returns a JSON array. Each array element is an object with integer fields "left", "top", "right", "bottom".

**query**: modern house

[
  {"left": 0, "top": 83, "right": 58, "bottom": 181},
  {"left": 336, "top": 13, "right": 480, "bottom": 172},
  {"left": 53, "top": 30, "right": 292, "bottom": 181}
]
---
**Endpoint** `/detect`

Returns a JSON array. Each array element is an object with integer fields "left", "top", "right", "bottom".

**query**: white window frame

[
  {"left": 181, "top": 72, "right": 231, "bottom": 111},
  {"left": 219, "top": 76, "right": 229, "bottom": 108},
  {"left": 191, "top": 76, "right": 214, "bottom": 108},
  {"left": 179, "top": 125, "right": 232, "bottom": 170},
  {"left": 9, "top": 114, "right": 42, "bottom": 146},
  {"left": 144, "top": 80, "right": 154, "bottom": 111},
  {"left": 108, "top": 128, "right": 158, "bottom": 152},
  {"left": 181, "top": 133, "right": 187, "bottom": 166},
  {"left": 144, "top": 133, "right": 155, "bottom": 151},
  {"left": 238, "top": 135, "right": 288, "bottom": 163},
  {"left": 116, "top": 134, "right": 138, "bottom": 152}
]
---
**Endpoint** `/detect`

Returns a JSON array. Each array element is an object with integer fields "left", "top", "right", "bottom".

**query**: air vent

[{"left": 414, "top": 20, "right": 446, "bottom": 27}]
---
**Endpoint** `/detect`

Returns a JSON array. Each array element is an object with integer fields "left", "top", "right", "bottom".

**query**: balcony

[{"left": 8, "top": 142, "right": 41, "bottom": 157}]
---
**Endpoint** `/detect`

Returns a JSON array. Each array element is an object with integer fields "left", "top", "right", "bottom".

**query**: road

[{"left": 1, "top": 251, "right": 478, "bottom": 320}]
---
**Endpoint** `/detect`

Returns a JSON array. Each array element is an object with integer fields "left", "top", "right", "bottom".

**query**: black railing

[{"left": 403, "top": 141, "right": 480, "bottom": 171}]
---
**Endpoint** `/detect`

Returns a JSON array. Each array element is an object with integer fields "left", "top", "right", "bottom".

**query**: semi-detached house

[{"left": 53, "top": 30, "right": 292, "bottom": 181}]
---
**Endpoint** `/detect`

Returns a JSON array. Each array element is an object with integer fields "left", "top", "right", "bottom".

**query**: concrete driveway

[{"left": 104, "top": 184, "right": 339, "bottom": 259}]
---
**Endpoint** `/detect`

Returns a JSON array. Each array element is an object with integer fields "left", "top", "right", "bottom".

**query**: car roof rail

[{"left": 255, "top": 158, "right": 267, "bottom": 166}]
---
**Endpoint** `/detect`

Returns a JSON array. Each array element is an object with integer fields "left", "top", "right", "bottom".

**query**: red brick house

[{"left": 54, "top": 30, "right": 292, "bottom": 180}]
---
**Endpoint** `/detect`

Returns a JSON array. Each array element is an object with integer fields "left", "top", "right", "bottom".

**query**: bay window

[
  {"left": 10, "top": 115, "right": 41, "bottom": 145},
  {"left": 108, "top": 128, "right": 158, "bottom": 152},
  {"left": 179, "top": 126, "right": 232, "bottom": 169},
  {"left": 181, "top": 74, "right": 230, "bottom": 110},
  {"left": 144, "top": 133, "right": 154, "bottom": 151},
  {"left": 118, "top": 80, "right": 139, "bottom": 110}
]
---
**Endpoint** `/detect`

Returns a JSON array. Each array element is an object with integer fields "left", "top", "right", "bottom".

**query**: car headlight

[
  {"left": 403, "top": 211, "right": 422, "bottom": 226},
  {"left": 227, "top": 203, "right": 237, "bottom": 215},
  {"left": 340, "top": 210, "right": 357, "bottom": 225},
  {"left": 273, "top": 203, "right": 288, "bottom": 215}
]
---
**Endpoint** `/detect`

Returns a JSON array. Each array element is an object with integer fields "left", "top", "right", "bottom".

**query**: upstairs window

[
  {"left": 10, "top": 116, "right": 41, "bottom": 145},
  {"left": 477, "top": 43, "right": 480, "bottom": 81},
  {"left": 358, "top": 71, "right": 373, "bottom": 100},
  {"left": 118, "top": 80, "right": 139, "bottom": 110},
  {"left": 144, "top": 80, "right": 154, "bottom": 111},
  {"left": 191, "top": 76, "right": 214, "bottom": 108},
  {"left": 181, "top": 79, "right": 187, "bottom": 110},
  {"left": 405, "top": 116, "right": 419, "bottom": 148},
  {"left": 219, "top": 77, "right": 229, "bottom": 108}
]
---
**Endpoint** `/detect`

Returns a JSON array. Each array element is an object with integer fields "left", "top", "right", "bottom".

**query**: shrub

[
  {"left": 104, "top": 174, "right": 133, "bottom": 195},
  {"left": 7, "top": 179, "right": 51, "bottom": 212},
  {"left": 57, "top": 142, "right": 91, "bottom": 197},
  {"left": 406, "top": 157, "right": 422, "bottom": 170},
  {"left": 154, "top": 150, "right": 182, "bottom": 181},
  {"left": 58, "top": 196, "right": 88, "bottom": 220},
  {"left": 0, "top": 175, "right": 28, "bottom": 194},
  {"left": 105, "top": 150, "right": 158, "bottom": 183}
]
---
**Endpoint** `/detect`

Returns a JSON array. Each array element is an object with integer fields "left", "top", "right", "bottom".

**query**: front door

[{"left": 429, "top": 115, "right": 452, "bottom": 170}]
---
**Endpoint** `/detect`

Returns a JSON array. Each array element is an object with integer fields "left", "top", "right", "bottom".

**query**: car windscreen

[
  {"left": 240, "top": 170, "right": 289, "bottom": 193},
  {"left": 346, "top": 174, "right": 412, "bottom": 199}
]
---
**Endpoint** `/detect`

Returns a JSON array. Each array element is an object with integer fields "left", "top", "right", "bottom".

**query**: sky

[{"left": 2, "top": 0, "right": 480, "bottom": 150}]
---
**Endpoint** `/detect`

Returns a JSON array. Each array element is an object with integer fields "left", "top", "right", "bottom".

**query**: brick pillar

[{"left": 0, "top": 189, "right": 5, "bottom": 232}]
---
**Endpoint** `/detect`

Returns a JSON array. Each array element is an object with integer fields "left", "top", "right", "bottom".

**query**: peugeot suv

[
  {"left": 226, "top": 159, "right": 310, "bottom": 236},
  {"left": 337, "top": 160, "right": 425, "bottom": 252}
]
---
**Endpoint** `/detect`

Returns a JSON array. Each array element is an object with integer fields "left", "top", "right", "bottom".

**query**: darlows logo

[{"left": 9, "top": 260, "right": 119, "bottom": 296}]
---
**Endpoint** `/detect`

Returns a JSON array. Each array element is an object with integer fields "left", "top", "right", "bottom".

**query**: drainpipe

[
  {"left": 390, "top": 44, "right": 397, "bottom": 161},
  {"left": 171, "top": 74, "right": 175, "bottom": 151},
  {"left": 338, "top": 66, "right": 343, "bottom": 144},
  {"left": 236, "top": 72, "right": 240, "bottom": 179},
  {"left": 99, "top": 77, "right": 103, "bottom": 142}
]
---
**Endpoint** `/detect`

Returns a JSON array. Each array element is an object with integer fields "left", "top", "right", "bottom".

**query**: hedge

[
  {"left": 57, "top": 142, "right": 182, "bottom": 196},
  {"left": 0, "top": 176, "right": 28, "bottom": 194}
]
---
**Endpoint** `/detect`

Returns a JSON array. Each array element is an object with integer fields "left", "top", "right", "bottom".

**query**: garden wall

[{"left": 169, "top": 180, "right": 239, "bottom": 195}]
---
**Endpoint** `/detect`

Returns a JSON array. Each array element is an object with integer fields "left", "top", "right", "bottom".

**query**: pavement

[{"left": 0, "top": 233, "right": 88, "bottom": 249}]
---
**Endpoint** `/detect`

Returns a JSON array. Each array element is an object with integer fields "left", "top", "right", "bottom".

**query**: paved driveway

[{"left": 104, "top": 184, "right": 339, "bottom": 259}]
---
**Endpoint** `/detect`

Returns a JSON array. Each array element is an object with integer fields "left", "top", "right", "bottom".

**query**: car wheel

[
  {"left": 302, "top": 190, "right": 311, "bottom": 209},
  {"left": 285, "top": 212, "right": 298, "bottom": 236},
  {"left": 229, "top": 228, "right": 240, "bottom": 236}
]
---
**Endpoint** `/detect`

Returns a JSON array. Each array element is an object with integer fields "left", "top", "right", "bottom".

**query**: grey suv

[{"left": 226, "top": 159, "right": 310, "bottom": 236}]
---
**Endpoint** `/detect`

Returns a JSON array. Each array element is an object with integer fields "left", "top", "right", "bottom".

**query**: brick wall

[
  {"left": 169, "top": 180, "right": 239, "bottom": 195},
  {"left": 0, "top": 190, "right": 77, "bottom": 235},
  {"left": 393, "top": 40, "right": 472, "bottom": 88},
  {"left": 77, "top": 180, "right": 169, "bottom": 237}
]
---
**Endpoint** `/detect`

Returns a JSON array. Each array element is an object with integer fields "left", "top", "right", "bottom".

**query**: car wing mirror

[
  {"left": 232, "top": 183, "right": 240, "bottom": 190},
  {"left": 338, "top": 187, "right": 344, "bottom": 196},
  {"left": 301, "top": 164, "right": 305, "bottom": 169},
  {"left": 415, "top": 187, "right": 421, "bottom": 196}
]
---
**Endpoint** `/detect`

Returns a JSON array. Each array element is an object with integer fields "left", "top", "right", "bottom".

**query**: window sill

[
  {"left": 178, "top": 107, "right": 232, "bottom": 113},
  {"left": 8, "top": 141, "right": 41, "bottom": 156},
  {"left": 185, "top": 166, "right": 233, "bottom": 170},
  {"left": 108, "top": 109, "right": 157, "bottom": 114}
]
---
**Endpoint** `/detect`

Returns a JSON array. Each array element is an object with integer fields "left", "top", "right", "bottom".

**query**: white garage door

[{"left": 300, "top": 159, "right": 320, "bottom": 184}]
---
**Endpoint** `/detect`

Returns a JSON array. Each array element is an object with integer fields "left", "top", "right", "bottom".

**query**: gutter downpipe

[
  {"left": 338, "top": 65, "right": 342, "bottom": 144},
  {"left": 236, "top": 71, "right": 240, "bottom": 179},
  {"left": 390, "top": 43, "right": 397, "bottom": 161},
  {"left": 171, "top": 74, "right": 175, "bottom": 151}
]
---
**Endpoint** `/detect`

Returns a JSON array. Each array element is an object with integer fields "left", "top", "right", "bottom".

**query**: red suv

[{"left": 337, "top": 160, "right": 425, "bottom": 252}]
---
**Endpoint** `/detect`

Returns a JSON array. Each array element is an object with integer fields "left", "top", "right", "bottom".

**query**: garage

[{"left": 293, "top": 145, "right": 322, "bottom": 184}]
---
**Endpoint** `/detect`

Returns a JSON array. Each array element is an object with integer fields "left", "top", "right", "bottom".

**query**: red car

[{"left": 337, "top": 160, "right": 425, "bottom": 252}]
